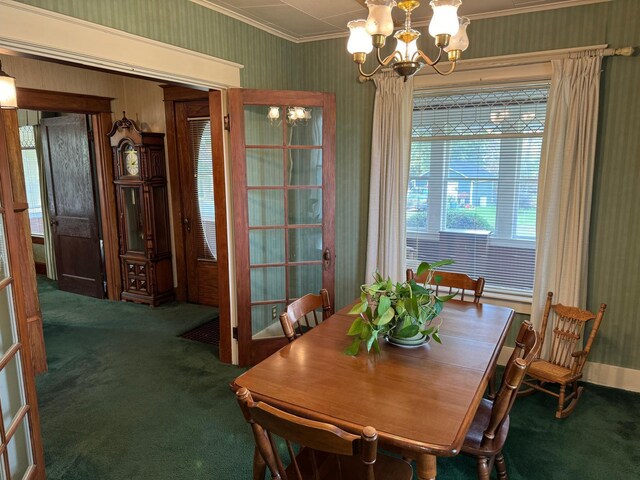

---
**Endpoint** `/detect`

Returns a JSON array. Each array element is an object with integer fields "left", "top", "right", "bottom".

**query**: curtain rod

[{"left": 359, "top": 45, "right": 635, "bottom": 83}]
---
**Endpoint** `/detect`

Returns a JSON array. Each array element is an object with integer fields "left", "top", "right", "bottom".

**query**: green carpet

[{"left": 35, "top": 276, "right": 640, "bottom": 479}]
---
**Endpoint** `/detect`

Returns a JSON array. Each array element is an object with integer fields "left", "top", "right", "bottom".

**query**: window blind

[
  {"left": 407, "top": 84, "right": 549, "bottom": 294},
  {"left": 188, "top": 118, "right": 217, "bottom": 261}
]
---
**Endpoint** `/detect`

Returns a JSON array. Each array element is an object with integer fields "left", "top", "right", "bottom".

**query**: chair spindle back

[
  {"left": 406, "top": 269, "right": 485, "bottom": 303},
  {"left": 236, "top": 387, "right": 378, "bottom": 480},
  {"left": 280, "top": 289, "right": 331, "bottom": 343}
]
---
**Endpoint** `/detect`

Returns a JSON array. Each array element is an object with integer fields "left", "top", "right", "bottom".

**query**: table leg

[
  {"left": 253, "top": 446, "right": 266, "bottom": 480},
  {"left": 416, "top": 453, "right": 437, "bottom": 480}
]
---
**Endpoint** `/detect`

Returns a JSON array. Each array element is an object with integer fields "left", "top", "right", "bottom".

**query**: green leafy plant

[{"left": 345, "top": 260, "right": 456, "bottom": 356}]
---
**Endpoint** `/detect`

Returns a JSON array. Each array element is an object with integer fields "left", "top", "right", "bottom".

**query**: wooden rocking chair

[{"left": 519, "top": 291, "right": 607, "bottom": 418}]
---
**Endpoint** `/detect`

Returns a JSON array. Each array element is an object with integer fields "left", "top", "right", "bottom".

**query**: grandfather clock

[{"left": 108, "top": 113, "right": 174, "bottom": 306}]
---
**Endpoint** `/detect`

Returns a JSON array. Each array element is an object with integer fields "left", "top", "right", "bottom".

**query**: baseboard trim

[
  {"left": 498, "top": 346, "right": 640, "bottom": 393},
  {"left": 34, "top": 262, "right": 46, "bottom": 275}
]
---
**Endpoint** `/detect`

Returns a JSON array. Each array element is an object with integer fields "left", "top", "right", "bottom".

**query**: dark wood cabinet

[{"left": 108, "top": 114, "right": 174, "bottom": 306}]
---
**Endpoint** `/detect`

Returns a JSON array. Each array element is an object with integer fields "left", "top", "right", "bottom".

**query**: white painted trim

[
  {"left": 498, "top": 347, "right": 640, "bottom": 393},
  {"left": 190, "top": 0, "right": 611, "bottom": 44},
  {"left": 0, "top": 0, "right": 243, "bottom": 88}
]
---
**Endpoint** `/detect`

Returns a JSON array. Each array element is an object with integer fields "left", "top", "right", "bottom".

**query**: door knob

[
  {"left": 50, "top": 219, "right": 58, "bottom": 227},
  {"left": 323, "top": 248, "right": 332, "bottom": 270}
]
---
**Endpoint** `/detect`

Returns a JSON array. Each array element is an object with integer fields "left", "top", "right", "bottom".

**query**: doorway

[{"left": 39, "top": 113, "right": 105, "bottom": 298}]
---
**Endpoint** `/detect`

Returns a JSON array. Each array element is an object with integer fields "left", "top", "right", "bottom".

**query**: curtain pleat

[
  {"left": 365, "top": 73, "right": 414, "bottom": 282},
  {"left": 33, "top": 125, "right": 57, "bottom": 280},
  {"left": 532, "top": 54, "right": 602, "bottom": 353}
]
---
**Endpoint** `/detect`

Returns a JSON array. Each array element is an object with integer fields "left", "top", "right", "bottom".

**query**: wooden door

[
  {"left": 41, "top": 115, "right": 105, "bottom": 298},
  {"left": 176, "top": 101, "right": 219, "bottom": 306},
  {"left": 229, "top": 89, "right": 336, "bottom": 366},
  {"left": 0, "top": 109, "right": 46, "bottom": 478}
]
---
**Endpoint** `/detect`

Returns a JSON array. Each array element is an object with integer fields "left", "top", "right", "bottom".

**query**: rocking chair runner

[{"left": 519, "top": 291, "right": 607, "bottom": 418}]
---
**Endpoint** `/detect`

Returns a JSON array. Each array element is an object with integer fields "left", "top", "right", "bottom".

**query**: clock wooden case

[{"left": 108, "top": 114, "right": 174, "bottom": 306}]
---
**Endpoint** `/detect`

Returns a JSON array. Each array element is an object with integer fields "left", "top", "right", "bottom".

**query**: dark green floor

[{"left": 36, "top": 276, "right": 640, "bottom": 479}]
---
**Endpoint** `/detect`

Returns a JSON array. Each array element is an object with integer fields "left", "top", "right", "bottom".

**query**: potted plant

[{"left": 345, "top": 260, "right": 455, "bottom": 355}]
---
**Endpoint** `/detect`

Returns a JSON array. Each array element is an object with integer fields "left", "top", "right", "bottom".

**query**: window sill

[
  {"left": 31, "top": 235, "right": 44, "bottom": 245},
  {"left": 482, "top": 288, "right": 532, "bottom": 315}
]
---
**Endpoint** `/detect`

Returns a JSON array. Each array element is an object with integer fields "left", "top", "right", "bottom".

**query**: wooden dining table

[{"left": 233, "top": 299, "right": 515, "bottom": 480}]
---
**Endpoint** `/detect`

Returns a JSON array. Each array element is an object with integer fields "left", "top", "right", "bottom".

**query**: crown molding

[
  {"left": 0, "top": 0, "right": 243, "bottom": 88},
  {"left": 190, "top": 0, "right": 612, "bottom": 44}
]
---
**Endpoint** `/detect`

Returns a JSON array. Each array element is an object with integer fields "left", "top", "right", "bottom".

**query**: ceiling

[{"left": 189, "top": 0, "right": 610, "bottom": 42}]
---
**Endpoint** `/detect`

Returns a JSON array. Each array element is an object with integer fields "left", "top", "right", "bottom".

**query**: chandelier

[
  {"left": 267, "top": 106, "right": 312, "bottom": 127},
  {"left": 347, "top": 0, "right": 470, "bottom": 79}
]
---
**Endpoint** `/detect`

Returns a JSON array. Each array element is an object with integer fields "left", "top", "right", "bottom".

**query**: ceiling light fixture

[
  {"left": 347, "top": 0, "right": 470, "bottom": 80},
  {"left": 0, "top": 61, "right": 18, "bottom": 109}
]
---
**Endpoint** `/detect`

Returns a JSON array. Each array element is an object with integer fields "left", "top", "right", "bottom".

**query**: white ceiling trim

[
  {"left": 190, "top": 0, "right": 302, "bottom": 42},
  {"left": 190, "top": 0, "right": 612, "bottom": 44},
  {"left": 0, "top": 0, "right": 243, "bottom": 88}
]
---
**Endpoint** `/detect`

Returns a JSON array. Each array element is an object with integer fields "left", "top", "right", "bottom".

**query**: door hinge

[
  {"left": 224, "top": 114, "right": 230, "bottom": 132},
  {"left": 232, "top": 326, "right": 238, "bottom": 340}
]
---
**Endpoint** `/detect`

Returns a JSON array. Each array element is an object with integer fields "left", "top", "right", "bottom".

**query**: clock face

[{"left": 125, "top": 148, "right": 139, "bottom": 176}]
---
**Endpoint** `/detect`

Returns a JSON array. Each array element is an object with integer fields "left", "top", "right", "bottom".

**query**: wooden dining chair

[
  {"left": 406, "top": 268, "right": 486, "bottom": 304},
  {"left": 236, "top": 387, "right": 413, "bottom": 480},
  {"left": 519, "top": 291, "right": 607, "bottom": 418},
  {"left": 279, "top": 289, "right": 331, "bottom": 343},
  {"left": 460, "top": 321, "right": 540, "bottom": 480}
]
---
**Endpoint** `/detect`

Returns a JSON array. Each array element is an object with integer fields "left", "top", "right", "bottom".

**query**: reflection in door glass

[
  {"left": 288, "top": 189, "right": 322, "bottom": 225},
  {"left": 288, "top": 264, "right": 322, "bottom": 300},
  {"left": 286, "top": 106, "right": 323, "bottom": 146},
  {"left": 287, "top": 149, "right": 322, "bottom": 186},
  {"left": 188, "top": 118, "right": 217, "bottom": 260}
]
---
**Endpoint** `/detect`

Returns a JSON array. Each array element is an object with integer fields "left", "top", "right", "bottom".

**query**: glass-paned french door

[
  {"left": 230, "top": 90, "right": 336, "bottom": 366},
  {"left": 0, "top": 193, "right": 35, "bottom": 479}
]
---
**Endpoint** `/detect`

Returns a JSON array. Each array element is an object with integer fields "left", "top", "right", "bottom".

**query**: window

[
  {"left": 406, "top": 84, "right": 549, "bottom": 294},
  {"left": 18, "top": 126, "right": 44, "bottom": 236}
]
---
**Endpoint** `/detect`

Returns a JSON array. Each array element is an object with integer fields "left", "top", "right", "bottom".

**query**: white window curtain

[
  {"left": 33, "top": 125, "right": 57, "bottom": 280},
  {"left": 365, "top": 72, "right": 414, "bottom": 282},
  {"left": 531, "top": 53, "right": 602, "bottom": 346}
]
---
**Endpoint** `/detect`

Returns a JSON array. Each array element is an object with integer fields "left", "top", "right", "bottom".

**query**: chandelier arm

[
  {"left": 415, "top": 47, "right": 444, "bottom": 67},
  {"left": 376, "top": 48, "right": 400, "bottom": 67},
  {"left": 430, "top": 61, "right": 458, "bottom": 76},
  {"left": 358, "top": 62, "right": 385, "bottom": 79}
]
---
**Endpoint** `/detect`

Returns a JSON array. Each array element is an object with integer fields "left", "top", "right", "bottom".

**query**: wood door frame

[
  {"left": 163, "top": 86, "right": 232, "bottom": 363},
  {"left": 16, "top": 87, "right": 121, "bottom": 300},
  {"left": 229, "top": 89, "right": 337, "bottom": 366}
]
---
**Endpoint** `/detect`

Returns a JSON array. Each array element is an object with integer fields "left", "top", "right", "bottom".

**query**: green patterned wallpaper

[
  {"left": 15, "top": 0, "right": 640, "bottom": 370},
  {"left": 14, "top": 0, "right": 297, "bottom": 90},
  {"left": 295, "top": 0, "right": 640, "bottom": 370}
]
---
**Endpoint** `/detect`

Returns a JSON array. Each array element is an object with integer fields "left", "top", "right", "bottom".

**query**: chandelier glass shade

[{"left": 347, "top": 0, "right": 470, "bottom": 79}]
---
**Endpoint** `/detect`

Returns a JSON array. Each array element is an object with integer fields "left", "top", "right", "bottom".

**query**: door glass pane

[
  {"left": 288, "top": 264, "right": 322, "bottom": 300},
  {"left": 122, "top": 187, "right": 145, "bottom": 252},
  {"left": 0, "top": 286, "right": 18, "bottom": 356},
  {"left": 0, "top": 215, "right": 9, "bottom": 280},
  {"left": 7, "top": 417, "right": 33, "bottom": 480},
  {"left": 248, "top": 190, "right": 284, "bottom": 227},
  {"left": 250, "top": 229, "right": 284, "bottom": 265},
  {"left": 287, "top": 149, "right": 322, "bottom": 186},
  {"left": 245, "top": 105, "right": 283, "bottom": 146},
  {"left": 250, "top": 267, "right": 285, "bottom": 303},
  {"left": 0, "top": 353, "right": 26, "bottom": 433},
  {"left": 288, "top": 228, "right": 322, "bottom": 262},
  {"left": 252, "top": 303, "right": 286, "bottom": 338},
  {"left": 288, "top": 189, "right": 322, "bottom": 225},
  {"left": 188, "top": 118, "right": 217, "bottom": 260},
  {"left": 286, "top": 106, "right": 322, "bottom": 146},
  {"left": 247, "top": 149, "right": 283, "bottom": 187}
]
